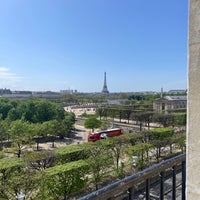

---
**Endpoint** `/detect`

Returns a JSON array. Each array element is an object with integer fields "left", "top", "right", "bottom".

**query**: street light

[
  {"left": 132, "top": 156, "right": 138, "bottom": 167},
  {"left": 16, "top": 194, "right": 25, "bottom": 200}
]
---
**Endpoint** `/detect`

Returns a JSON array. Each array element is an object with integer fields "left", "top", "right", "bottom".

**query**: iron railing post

[
  {"left": 145, "top": 178, "right": 150, "bottom": 200},
  {"left": 159, "top": 171, "right": 164, "bottom": 200},
  {"left": 172, "top": 166, "right": 176, "bottom": 200},
  {"left": 182, "top": 160, "right": 186, "bottom": 200},
  {"left": 127, "top": 187, "right": 134, "bottom": 200}
]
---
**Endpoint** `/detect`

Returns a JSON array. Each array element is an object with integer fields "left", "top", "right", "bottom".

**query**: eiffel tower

[{"left": 101, "top": 72, "right": 109, "bottom": 94}]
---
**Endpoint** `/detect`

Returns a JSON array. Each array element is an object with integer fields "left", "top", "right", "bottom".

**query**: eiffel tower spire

[{"left": 101, "top": 72, "right": 109, "bottom": 94}]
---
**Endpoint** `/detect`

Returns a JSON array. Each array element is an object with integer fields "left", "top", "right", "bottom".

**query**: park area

[{"left": 0, "top": 98, "right": 186, "bottom": 199}]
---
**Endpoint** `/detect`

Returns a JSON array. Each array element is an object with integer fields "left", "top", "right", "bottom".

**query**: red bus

[{"left": 88, "top": 128, "right": 122, "bottom": 142}]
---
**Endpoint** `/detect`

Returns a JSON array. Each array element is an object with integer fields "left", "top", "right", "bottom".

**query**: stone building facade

[
  {"left": 153, "top": 96, "right": 187, "bottom": 112},
  {"left": 187, "top": 0, "right": 200, "bottom": 199}
]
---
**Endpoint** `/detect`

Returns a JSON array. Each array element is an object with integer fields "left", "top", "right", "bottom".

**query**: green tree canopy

[
  {"left": 7, "top": 99, "right": 65, "bottom": 123},
  {"left": 8, "top": 120, "right": 32, "bottom": 157},
  {"left": 43, "top": 160, "right": 89, "bottom": 200},
  {"left": 84, "top": 117, "right": 102, "bottom": 132}
]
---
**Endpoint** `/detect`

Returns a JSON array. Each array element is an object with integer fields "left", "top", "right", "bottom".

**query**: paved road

[{"left": 73, "top": 124, "right": 88, "bottom": 144}]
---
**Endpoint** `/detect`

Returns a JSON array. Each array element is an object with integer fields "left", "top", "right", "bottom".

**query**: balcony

[{"left": 79, "top": 153, "right": 186, "bottom": 200}]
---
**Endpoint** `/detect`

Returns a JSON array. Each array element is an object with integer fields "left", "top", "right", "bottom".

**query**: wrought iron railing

[{"left": 79, "top": 153, "right": 186, "bottom": 200}]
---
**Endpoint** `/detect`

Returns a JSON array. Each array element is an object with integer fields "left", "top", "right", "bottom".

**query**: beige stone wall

[{"left": 187, "top": 0, "right": 200, "bottom": 199}]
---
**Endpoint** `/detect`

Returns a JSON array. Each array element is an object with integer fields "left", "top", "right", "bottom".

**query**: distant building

[
  {"left": 60, "top": 89, "right": 77, "bottom": 94},
  {"left": 0, "top": 88, "right": 12, "bottom": 95},
  {"left": 168, "top": 89, "right": 187, "bottom": 94},
  {"left": 153, "top": 95, "right": 187, "bottom": 112},
  {"left": 101, "top": 72, "right": 109, "bottom": 94},
  {"left": 0, "top": 89, "right": 61, "bottom": 99},
  {"left": 32, "top": 91, "right": 61, "bottom": 99}
]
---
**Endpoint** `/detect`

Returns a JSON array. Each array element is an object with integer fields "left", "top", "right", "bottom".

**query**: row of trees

[
  {"left": 0, "top": 127, "right": 186, "bottom": 199},
  {"left": 96, "top": 105, "right": 186, "bottom": 130},
  {"left": 0, "top": 98, "right": 76, "bottom": 157},
  {"left": 0, "top": 96, "right": 186, "bottom": 199},
  {"left": 0, "top": 98, "right": 65, "bottom": 122},
  {"left": 60, "top": 92, "right": 175, "bottom": 105}
]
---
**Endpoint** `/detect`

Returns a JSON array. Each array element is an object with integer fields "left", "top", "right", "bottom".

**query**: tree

[
  {"left": 148, "top": 128, "right": 174, "bottom": 162},
  {"left": 23, "top": 150, "right": 56, "bottom": 170},
  {"left": 141, "top": 112, "right": 154, "bottom": 129},
  {"left": 0, "top": 98, "right": 16, "bottom": 120},
  {"left": 34, "top": 99, "right": 64, "bottom": 123},
  {"left": 0, "top": 157, "right": 40, "bottom": 200},
  {"left": 100, "top": 118, "right": 112, "bottom": 130},
  {"left": 61, "top": 112, "right": 76, "bottom": 139},
  {"left": 123, "top": 109, "right": 132, "bottom": 124},
  {"left": 127, "top": 132, "right": 144, "bottom": 146},
  {"left": 174, "top": 113, "right": 186, "bottom": 126},
  {"left": 42, "top": 120, "right": 62, "bottom": 148},
  {"left": 84, "top": 117, "right": 101, "bottom": 132},
  {"left": 42, "top": 115, "right": 75, "bottom": 148},
  {"left": 104, "top": 136, "right": 129, "bottom": 178},
  {"left": 173, "top": 133, "right": 186, "bottom": 153},
  {"left": 29, "top": 113, "right": 75, "bottom": 150},
  {"left": 7, "top": 99, "right": 65, "bottom": 123},
  {"left": 8, "top": 120, "right": 32, "bottom": 157},
  {"left": 0, "top": 117, "right": 9, "bottom": 148},
  {"left": 153, "top": 113, "right": 175, "bottom": 127},
  {"left": 31, "top": 123, "right": 46, "bottom": 151},
  {"left": 42, "top": 160, "right": 89, "bottom": 200},
  {"left": 55, "top": 144, "right": 88, "bottom": 163},
  {"left": 83, "top": 141, "right": 113, "bottom": 190},
  {"left": 0, "top": 157, "right": 24, "bottom": 199},
  {"left": 105, "top": 107, "right": 118, "bottom": 122},
  {"left": 96, "top": 107, "right": 105, "bottom": 120},
  {"left": 132, "top": 112, "right": 144, "bottom": 131},
  {"left": 118, "top": 109, "right": 123, "bottom": 123},
  {"left": 129, "top": 142, "right": 153, "bottom": 170}
]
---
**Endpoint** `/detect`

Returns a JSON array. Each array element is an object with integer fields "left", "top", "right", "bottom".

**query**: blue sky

[{"left": 0, "top": 0, "right": 188, "bottom": 93}]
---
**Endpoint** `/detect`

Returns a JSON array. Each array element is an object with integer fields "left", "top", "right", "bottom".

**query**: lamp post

[
  {"left": 16, "top": 194, "right": 25, "bottom": 200},
  {"left": 132, "top": 156, "right": 138, "bottom": 167}
]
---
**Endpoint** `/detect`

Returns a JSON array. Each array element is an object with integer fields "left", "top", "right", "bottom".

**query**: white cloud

[
  {"left": 0, "top": 67, "right": 9, "bottom": 72},
  {"left": 0, "top": 67, "right": 23, "bottom": 89}
]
